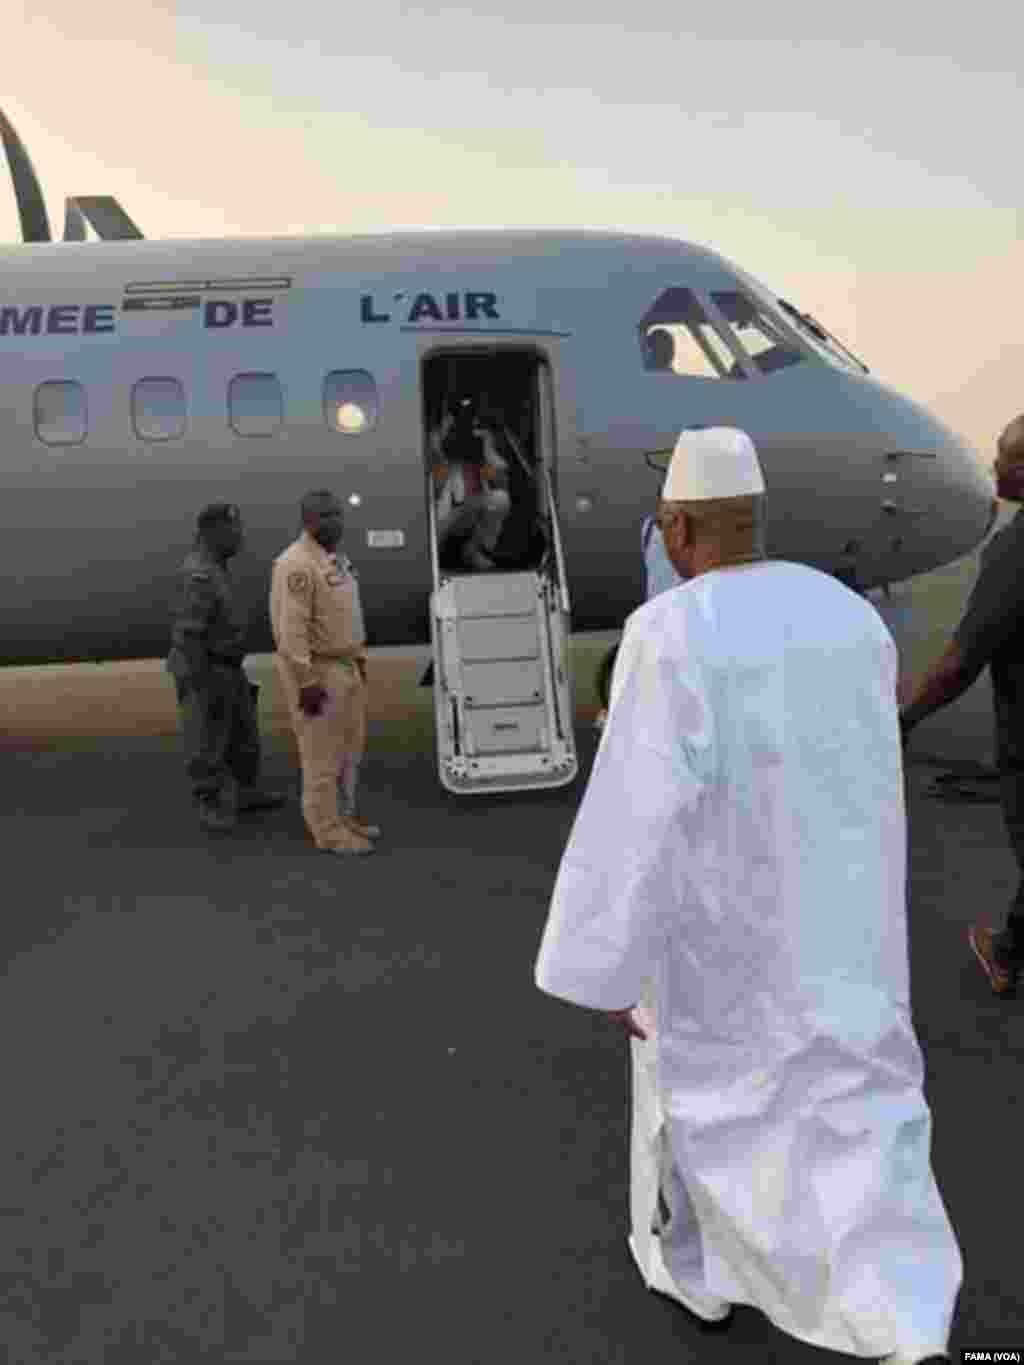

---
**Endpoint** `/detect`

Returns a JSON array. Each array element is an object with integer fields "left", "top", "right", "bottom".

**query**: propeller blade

[{"left": 0, "top": 107, "right": 52, "bottom": 242}]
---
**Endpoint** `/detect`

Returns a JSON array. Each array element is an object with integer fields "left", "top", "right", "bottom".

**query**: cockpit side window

[
  {"left": 637, "top": 287, "right": 744, "bottom": 380},
  {"left": 710, "top": 291, "right": 804, "bottom": 376}
]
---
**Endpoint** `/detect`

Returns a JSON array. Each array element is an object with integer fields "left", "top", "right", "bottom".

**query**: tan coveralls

[{"left": 270, "top": 531, "right": 368, "bottom": 846}]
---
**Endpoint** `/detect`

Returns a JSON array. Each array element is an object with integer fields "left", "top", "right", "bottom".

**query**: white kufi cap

[{"left": 662, "top": 426, "right": 765, "bottom": 502}]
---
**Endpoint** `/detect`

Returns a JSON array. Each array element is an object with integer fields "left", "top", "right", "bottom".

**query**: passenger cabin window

[
  {"left": 710, "top": 291, "right": 803, "bottom": 376},
  {"left": 132, "top": 377, "right": 187, "bottom": 441},
  {"left": 229, "top": 373, "right": 283, "bottom": 437},
  {"left": 637, "top": 288, "right": 741, "bottom": 380},
  {"left": 324, "top": 370, "right": 378, "bottom": 435},
  {"left": 34, "top": 380, "right": 87, "bottom": 445}
]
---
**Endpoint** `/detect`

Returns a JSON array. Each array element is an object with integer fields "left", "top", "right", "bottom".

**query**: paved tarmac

[{"left": 1, "top": 684, "right": 1023, "bottom": 1364}]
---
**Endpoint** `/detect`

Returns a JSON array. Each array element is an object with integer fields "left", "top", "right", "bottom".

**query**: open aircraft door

[{"left": 426, "top": 352, "right": 578, "bottom": 795}]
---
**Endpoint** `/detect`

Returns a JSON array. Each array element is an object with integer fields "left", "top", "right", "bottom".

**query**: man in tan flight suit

[{"left": 270, "top": 490, "right": 380, "bottom": 855}]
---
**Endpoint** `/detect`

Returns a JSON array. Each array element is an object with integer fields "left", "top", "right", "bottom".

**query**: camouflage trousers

[
  {"left": 997, "top": 766, "right": 1024, "bottom": 966},
  {"left": 174, "top": 666, "right": 261, "bottom": 806}
]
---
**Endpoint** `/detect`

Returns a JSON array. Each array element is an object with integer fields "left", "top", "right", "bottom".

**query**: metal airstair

[{"left": 427, "top": 468, "right": 577, "bottom": 794}]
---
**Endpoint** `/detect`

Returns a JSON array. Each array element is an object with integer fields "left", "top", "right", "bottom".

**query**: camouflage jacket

[{"left": 166, "top": 547, "right": 248, "bottom": 680}]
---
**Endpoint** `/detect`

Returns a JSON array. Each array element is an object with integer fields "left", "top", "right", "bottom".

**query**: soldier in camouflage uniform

[{"left": 166, "top": 503, "right": 286, "bottom": 833}]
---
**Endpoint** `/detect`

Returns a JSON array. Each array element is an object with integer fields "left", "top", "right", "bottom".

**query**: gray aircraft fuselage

[{"left": 0, "top": 229, "right": 996, "bottom": 665}]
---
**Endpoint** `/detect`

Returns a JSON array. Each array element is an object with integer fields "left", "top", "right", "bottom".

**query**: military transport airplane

[{"left": 0, "top": 107, "right": 998, "bottom": 793}]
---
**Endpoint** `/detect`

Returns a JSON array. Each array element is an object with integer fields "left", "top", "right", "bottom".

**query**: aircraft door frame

[{"left": 413, "top": 336, "right": 576, "bottom": 568}]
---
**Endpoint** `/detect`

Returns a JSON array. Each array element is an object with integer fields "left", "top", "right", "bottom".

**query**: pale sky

[{"left": 4, "top": 0, "right": 1021, "bottom": 463}]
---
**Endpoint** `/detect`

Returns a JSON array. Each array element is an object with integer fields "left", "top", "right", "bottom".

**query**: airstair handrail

[
  {"left": 542, "top": 466, "right": 571, "bottom": 616},
  {"left": 427, "top": 465, "right": 441, "bottom": 590}
]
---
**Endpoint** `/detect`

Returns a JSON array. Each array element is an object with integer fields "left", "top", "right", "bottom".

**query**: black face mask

[
  {"left": 202, "top": 526, "right": 241, "bottom": 559},
  {"left": 312, "top": 523, "right": 342, "bottom": 548},
  {"left": 445, "top": 413, "right": 485, "bottom": 463}
]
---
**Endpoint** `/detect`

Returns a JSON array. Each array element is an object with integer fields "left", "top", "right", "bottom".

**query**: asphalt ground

[{"left": 2, "top": 538, "right": 1023, "bottom": 1363}]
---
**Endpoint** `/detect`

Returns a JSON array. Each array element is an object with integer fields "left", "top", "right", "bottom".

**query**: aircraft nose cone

[
  {"left": 911, "top": 413, "right": 996, "bottom": 560},
  {"left": 855, "top": 375, "right": 997, "bottom": 576}
]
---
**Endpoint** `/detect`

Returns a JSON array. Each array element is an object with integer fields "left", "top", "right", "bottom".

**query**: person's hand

[
  {"left": 432, "top": 462, "right": 450, "bottom": 487},
  {"left": 606, "top": 1007, "right": 648, "bottom": 1040},
  {"left": 481, "top": 461, "right": 498, "bottom": 482},
  {"left": 299, "top": 684, "right": 329, "bottom": 718}
]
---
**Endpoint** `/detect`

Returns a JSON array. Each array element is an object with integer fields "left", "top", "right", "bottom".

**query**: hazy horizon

[{"left": 4, "top": 0, "right": 1021, "bottom": 464}]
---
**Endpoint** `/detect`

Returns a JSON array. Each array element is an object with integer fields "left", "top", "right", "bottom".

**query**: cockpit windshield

[
  {"left": 637, "top": 287, "right": 743, "bottom": 380},
  {"left": 709, "top": 292, "right": 803, "bottom": 376},
  {"left": 776, "top": 299, "right": 870, "bottom": 375},
  {"left": 637, "top": 283, "right": 871, "bottom": 380}
]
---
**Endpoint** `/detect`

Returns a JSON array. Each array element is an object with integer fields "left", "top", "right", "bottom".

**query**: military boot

[{"left": 198, "top": 799, "right": 236, "bottom": 834}]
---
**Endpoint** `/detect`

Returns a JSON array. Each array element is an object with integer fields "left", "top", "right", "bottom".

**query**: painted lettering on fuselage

[
  {"left": 360, "top": 291, "right": 501, "bottom": 324},
  {"left": 203, "top": 299, "right": 275, "bottom": 328},
  {"left": 0, "top": 304, "right": 116, "bottom": 336},
  {"left": 0, "top": 297, "right": 276, "bottom": 336}
]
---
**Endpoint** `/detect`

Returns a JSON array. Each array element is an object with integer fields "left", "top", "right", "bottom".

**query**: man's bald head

[
  {"left": 998, "top": 416, "right": 1024, "bottom": 461},
  {"left": 301, "top": 489, "right": 344, "bottom": 549}
]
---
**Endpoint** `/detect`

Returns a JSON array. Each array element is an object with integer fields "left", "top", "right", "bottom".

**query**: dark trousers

[
  {"left": 596, "top": 644, "right": 620, "bottom": 711},
  {"left": 997, "top": 767, "right": 1024, "bottom": 965},
  {"left": 175, "top": 667, "right": 261, "bottom": 805}
]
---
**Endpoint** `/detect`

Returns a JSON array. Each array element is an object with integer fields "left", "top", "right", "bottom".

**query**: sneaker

[
  {"left": 236, "top": 786, "right": 287, "bottom": 813},
  {"left": 626, "top": 1234, "right": 732, "bottom": 1326},
  {"left": 968, "top": 923, "right": 1016, "bottom": 996},
  {"left": 199, "top": 801, "right": 236, "bottom": 834}
]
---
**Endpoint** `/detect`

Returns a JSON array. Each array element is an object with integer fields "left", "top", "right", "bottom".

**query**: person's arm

[
  {"left": 536, "top": 618, "right": 708, "bottom": 1015},
  {"left": 901, "top": 526, "right": 1024, "bottom": 737},
  {"left": 478, "top": 429, "right": 508, "bottom": 487},
  {"left": 899, "top": 640, "right": 977, "bottom": 735},
  {"left": 273, "top": 565, "right": 320, "bottom": 702},
  {"left": 173, "top": 571, "right": 219, "bottom": 679}
]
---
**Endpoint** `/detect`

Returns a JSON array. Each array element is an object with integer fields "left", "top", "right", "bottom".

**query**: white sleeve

[{"left": 535, "top": 613, "right": 714, "bottom": 1009}]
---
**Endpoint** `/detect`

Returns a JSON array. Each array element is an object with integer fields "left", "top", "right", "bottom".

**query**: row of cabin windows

[{"left": 32, "top": 370, "right": 379, "bottom": 447}]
